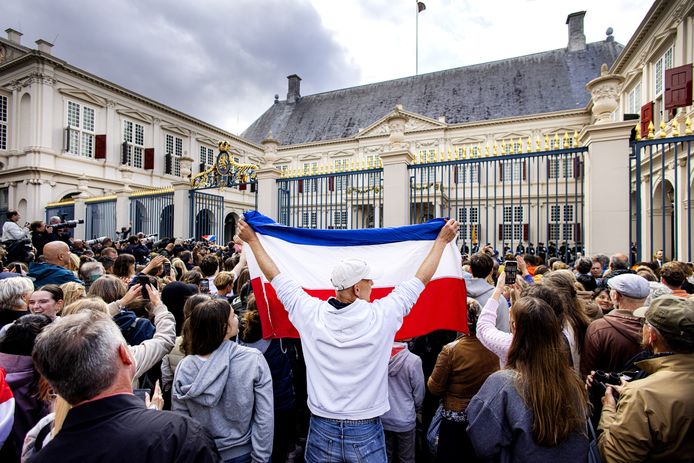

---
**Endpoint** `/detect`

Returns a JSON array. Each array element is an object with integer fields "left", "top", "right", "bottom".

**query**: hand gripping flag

[{"left": 243, "top": 211, "right": 467, "bottom": 340}]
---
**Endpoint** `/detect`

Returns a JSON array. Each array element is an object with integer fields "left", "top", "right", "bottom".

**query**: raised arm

[
  {"left": 237, "top": 219, "right": 280, "bottom": 281},
  {"left": 415, "top": 219, "right": 459, "bottom": 285}
]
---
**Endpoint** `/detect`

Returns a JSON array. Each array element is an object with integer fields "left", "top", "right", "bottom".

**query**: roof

[{"left": 243, "top": 40, "right": 623, "bottom": 146}]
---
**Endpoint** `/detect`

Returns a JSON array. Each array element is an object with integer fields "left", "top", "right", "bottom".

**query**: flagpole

[{"left": 415, "top": 1, "right": 419, "bottom": 75}]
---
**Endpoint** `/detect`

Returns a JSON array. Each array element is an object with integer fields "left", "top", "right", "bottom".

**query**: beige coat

[{"left": 598, "top": 353, "right": 694, "bottom": 462}]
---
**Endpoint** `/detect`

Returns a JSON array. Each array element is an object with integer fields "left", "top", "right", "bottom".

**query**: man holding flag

[{"left": 238, "top": 216, "right": 459, "bottom": 463}]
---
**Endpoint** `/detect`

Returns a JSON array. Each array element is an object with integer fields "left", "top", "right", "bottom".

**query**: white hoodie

[{"left": 271, "top": 273, "right": 424, "bottom": 420}]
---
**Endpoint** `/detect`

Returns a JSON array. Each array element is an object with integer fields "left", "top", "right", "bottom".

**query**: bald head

[{"left": 44, "top": 241, "right": 71, "bottom": 267}]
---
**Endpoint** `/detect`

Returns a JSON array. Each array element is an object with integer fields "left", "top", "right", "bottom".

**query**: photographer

[
  {"left": 29, "top": 220, "right": 58, "bottom": 257},
  {"left": 47, "top": 216, "right": 75, "bottom": 245},
  {"left": 598, "top": 296, "right": 694, "bottom": 462},
  {"left": 123, "top": 235, "right": 149, "bottom": 265},
  {"left": 1, "top": 210, "right": 29, "bottom": 242}
]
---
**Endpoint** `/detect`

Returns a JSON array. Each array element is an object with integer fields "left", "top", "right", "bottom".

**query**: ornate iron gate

[
  {"left": 85, "top": 199, "right": 116, "bottom": 239},
  {"left": 129, "top": 190, "right": 174, "bottom": 238}
]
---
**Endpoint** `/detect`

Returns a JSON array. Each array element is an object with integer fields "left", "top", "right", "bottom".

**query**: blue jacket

[{"left": 28, "top": 263, "right": 83, "bottom": 288}]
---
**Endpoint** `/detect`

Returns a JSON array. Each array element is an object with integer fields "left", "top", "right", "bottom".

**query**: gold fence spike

[
  {"left": 553, "top": 133, "right": 560, "bottom": 149},
  {"left": 563, "top": 132, "right": 569, "bottom": 149},
  {"left": 485, "top": 144, "right": 490, "bottom": 157},
  {"left": 672, "top": 120, "right": 680, "bottom": 137},
  {"left": 658, "top": 120, "right": 667, "bottom": 138},
  {"left": 476, "top": 143, "right": 482, "bottom": 158},
  {"left": 461, "top": 147, "right": 467, "bottom": 159},
  {"left": 526, "top": 137, "right": 532, "bottom": 153},
  {"left": 544, "top": 135, "right": 550, "bottom": 151},
  {"left": 686, "top": 116, "right": 693, "bottom": 135},
  {"left": 647, "top": 120, "right": 655, "bottom": 139},
  {"left": 535, "top": 136, "right": 541, "bottom": 151},
  {"left": 517, "top": 138, "right": 523, "bottom": 154},
  {"left": 379, "top": 158, "right": 383, "bottom": 168},
  {"left": 447, "top": 148, "right": 452, "bottom": 161},
  {"left": 572, "top": 130, "right": 579, "bottom": 147},
  {"left": 634, "top": 124, "right": 641, "bottom": 141},
  {"left": 439, "top": 150, "right": 445, "bottom": 162},
  {"left": 493, "top": 143, "right": 498, "bottom": 156}
]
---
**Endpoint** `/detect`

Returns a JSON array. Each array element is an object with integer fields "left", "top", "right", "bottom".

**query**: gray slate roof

[{"left": 242, "top": 41, "right": 623, "bottom": 146}]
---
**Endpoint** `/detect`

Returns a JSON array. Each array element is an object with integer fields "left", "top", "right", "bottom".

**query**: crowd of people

[{"left": 0, "top": 207, "right": 693, "bottom": 463}]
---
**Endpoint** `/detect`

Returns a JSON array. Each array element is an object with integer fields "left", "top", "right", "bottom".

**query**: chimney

[
  {"left": 566, "top": 11, "right": 586, "bottom": 52},
  {"left": 287, "top": 74, "right": 301, "bottom": 104},
  {"left": 5, "top": 28, "right": 22, "bottom": 45},
  {"left": 35, "top": 39, "right": 53, "bottom": 55}
]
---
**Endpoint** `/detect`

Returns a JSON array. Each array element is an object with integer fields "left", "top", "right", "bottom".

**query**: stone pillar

[
  {"left": 73, "top": 195, "right": 87, "bottom": 240},
  {"left": 172, "top": 181, "right": 191, "bottom": 239},
  {"left": 257, "top": 133, "right": 281, "bottom": 219},
  {"left": 380, "top": 108, "right": 414, "bottom": 227},
  {"left": 579, "top": 121, "right": 634, "bottom": 256},
  {"left": 115, "top": 188, "right": 131, "bottom": 231}
]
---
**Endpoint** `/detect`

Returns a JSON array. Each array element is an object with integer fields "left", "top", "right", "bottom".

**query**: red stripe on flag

[{"left": 251, "top": 277, "right": 467, "bottom": 340}]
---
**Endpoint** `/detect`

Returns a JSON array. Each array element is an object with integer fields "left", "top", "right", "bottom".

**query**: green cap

[{"left": 634, "top": 296, "right": 694, "bottom": 346}]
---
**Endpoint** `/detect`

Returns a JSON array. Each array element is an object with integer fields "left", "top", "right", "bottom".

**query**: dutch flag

[
  {"left": 201, "top": 235, "right": 216, "bottom": 242},
  {"left": 0, "top": 368, "right": 14, "bottom": 448},
  {"left": 243, "top": 211, "right": 467, "bottom": 339}
]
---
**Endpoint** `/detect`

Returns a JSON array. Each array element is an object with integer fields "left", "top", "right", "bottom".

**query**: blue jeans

[{"left": 305, "top": 415, "right": 387, "bottom": 463}]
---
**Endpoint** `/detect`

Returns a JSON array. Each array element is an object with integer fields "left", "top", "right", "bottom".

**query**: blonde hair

[
  {"left": 60, "top": 282, "right": 87, "bottom": 307},
  {"left": 214, "top": 271, "right": 235, "bottom": 291},
  {"left": 67, "top": 253, "right": 80, "bottom": 272},
  {"left": 52, "top": 396, "right": 71, "bottom": 436},
  {"left": 61, "top": 297, "right": 109, "bottom": 316}
]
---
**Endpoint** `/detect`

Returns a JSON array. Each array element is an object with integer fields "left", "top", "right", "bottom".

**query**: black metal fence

[
  {"left": 409, "top": 146, "right": 587, "bottom": 261},
  {"left": 85, "top": 199, "right": 116, "bottom": 239},
  {"left": 190, "top": 190, "right": 225, "bottom": 240},
  {"left": 129, "top": 191, "right": 174, "bottom": 238},
  {"left": 630, "top": 133, "right": 694, "bottom": 263},
  {"left": 276, "top": 168, "right": 383, "bottom": 229}
]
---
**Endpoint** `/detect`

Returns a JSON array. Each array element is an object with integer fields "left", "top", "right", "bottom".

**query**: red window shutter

[
  {"left": 575, "top": 224, "right": 582, "bottom": 243},
  {"left": 144, "top": 148, "right": 155, "bottom": 170},
  {"left": 523, "top": 224, "right": 529, "bottom": 241},
  {"left": 640, "top": 102, "right": 654, "bottom": 135},
  {"left": 453, "top": 166, "right": 459, "bottom": 184},
  {"left": 298, "top": 179, "right": 303, "bottom": 194},
  {"left": 522, "top": 160, "right": 527, "bottom": 181},
  {"left": 239, "top": 183, "right": 247, "bottom": 191},
  {"left": 95, "top": 134, "right": 107, "bottom": 159},
  {"left": 664, "top": 64, "right": 693, "bottom": 110},
  {"left": 328, "top": 176, "right": 335, "bottom": 191},
  {"left": 498, "top": 224, "right": 503, "bottom": 240},
  {"left": 574, "top": 157, "right": 581, "bottom": 179}
]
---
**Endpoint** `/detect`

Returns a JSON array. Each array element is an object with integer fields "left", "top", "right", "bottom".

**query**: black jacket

[
  {"left": 31, "top": 231, "right": 58, "bottom": 257},
  {"left": 123, "top": 243, "right": 150, "bottom": 264},
  {"left": 29, "top": 394, "right": 220, "bottom": 463}
]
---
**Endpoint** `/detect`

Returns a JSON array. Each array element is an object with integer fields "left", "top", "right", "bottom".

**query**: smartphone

[
  {"left": 138, "top": 275, "right": 150, "bottom": 300},
  {"left": 132, "top": 388, "right": 149, "bottom": 404},
  {"left": 163, "top": 262, "right": 171, "bottom": 275},
  {"left": 504, "top": 260, "right": 518, "bottom": 285},
  {"left": 12, "top": 263, "right": 22, "bottom": 273},
  {"left": 199, "top": 279, "right": 210, "bottom": 294}
]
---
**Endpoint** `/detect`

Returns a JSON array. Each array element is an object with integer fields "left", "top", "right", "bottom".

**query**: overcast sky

[{"left": 4, "top": 0, "right": 653, "bottom": 134}]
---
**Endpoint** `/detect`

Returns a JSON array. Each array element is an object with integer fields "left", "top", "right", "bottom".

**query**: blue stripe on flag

[{"left": 243, "top": 211, "right": 445, "bottom": 246}]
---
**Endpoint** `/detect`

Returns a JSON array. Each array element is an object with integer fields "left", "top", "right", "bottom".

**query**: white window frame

[
  {"left": 332, "top": 210, "right": 348, "bottom": 229},
  {"left": 334, "top": 159, "right": 348, "bottom": 191},
  {"left": 0, "top": 94, "right": 7, "bottom": 151},
  {"left": 549, "top": 204, "right": 575, "bottom": 241},
  {"left": 165, "top": 133, "right": 183, "bottom": 176},
  {"left": 548, "top": 158, "right": 574, "bottom": 179},
  {"left": 457, "top": 207, "right": 479, "bottom": 240},
  {"left": 655, "top": 47, "right": 673, "bottom": 97},
  {"left": 123, "top": 120, "right": 145, "bottom": 169},
  {"left": 501, "top": 205, "right": 526, "bottom": 241},
  {"left": 65, "top": 100, "right": 96, "bottom": 158},
  {"left": 455, "top": 164, "right": 480, "bottom": 184},
  {"left": 302, "top": 162, "right": 318, "bottom": 193},
  {"left": 626, "top": 82, "right": 642, "bottom": 115},
  {"left": 302, "top": 211, "right": 318, "bottom": 229},
  {"left": 199, "top": 145, "right": 215, "bottom": 170},
  {"left": 501, "top": 159, "right": 522, "bottom": 182}
]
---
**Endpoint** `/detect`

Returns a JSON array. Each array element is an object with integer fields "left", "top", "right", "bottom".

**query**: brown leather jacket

[
  {"left": 599, "top": 354, "right": 694, "bottom": 462},
  {"left": 427, "top": 335, "right": 499, "bottom": 412},
  {"left": 580, "top": 310, "right": 643, "bottom": 377}
]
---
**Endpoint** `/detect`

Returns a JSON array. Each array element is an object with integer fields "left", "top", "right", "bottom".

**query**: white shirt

[
  {"left": 1, "top": 221, "right": 29, "bottom": 241},
  {"left": 271, "top": 273, "right": 424, "bottom": 420}
]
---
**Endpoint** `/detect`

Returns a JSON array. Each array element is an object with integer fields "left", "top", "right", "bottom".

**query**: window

[
  {"left": 548, "top": 158, "right": 574, "bottom": 179},
  {"left": 334, "top": 159, "right": 348, "bottom": 190},
  {"left": 366, "top": 154, "right": 380, "bottom": 169},
  {"left": 626, "top": 82, "right": 642, "bottom": 114},
  {"left": 501, "top": 160, "right": 522, "bottom": 182},
  {"left": 455, "top": 164, "right": 480, "bottom": 184},
  {"left": 457, "top": 145, "right": 479, "bottom": 158},
  {"left": 332, "top": 211, "right": 348, "bottom": 229},
  {"left": 500, "top": 206, "right": 526, "bottom": 241},
  {"left": 503, "top": 141, "right": 521, "bottom": 155},
  {"left": 200, "top": 145, "right": 215, "bottom": 169},
  {"left": 302, "top": 211, "right": 317, "bottom": 229},
  {"left": 123, "top": 120, "right": 145, "bottom": 168},
  {"left": 655, "top": 47, "right": 673, "bottom": 97},
  {"left": 549, "top": 204, "right": 575, "bottom": 240},
  {"left": 419, "top": 149, "right": 437, "bottom": 163},
  {"left": 302, "top": 162, "right": 318, "bottom": 193},
  {"left": 0, "top": 95, "right": 7, "bottom": 150},
  {"left": 166, "top": 134, "right": 183, "bottom": 176},
  {"left": 457, "top": 207, "right": 479, "bottom": 240},
  {"left": 66, "top": 100, "right": 95, "bottom": 157}
]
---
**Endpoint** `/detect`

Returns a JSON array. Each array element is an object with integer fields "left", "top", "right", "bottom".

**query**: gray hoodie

[
  {"left": 172, "top": 340, "right": 274, "bottom": 462},
  {"left": 465, "top": 276, "right": 510, "bottom": 332},
  {"left": 380, "top": 343, "right": 425, "bottom": 432}
]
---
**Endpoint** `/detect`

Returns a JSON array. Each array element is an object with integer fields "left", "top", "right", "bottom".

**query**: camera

[
  {"left": 142, "top": 234, "right": 158, "bottom": 244},
  {"left": 86, "top": 236, "right": 109, "bottom": 246},
  {"left": 53, "top": 219, "right": 84, "bottom": 230}
]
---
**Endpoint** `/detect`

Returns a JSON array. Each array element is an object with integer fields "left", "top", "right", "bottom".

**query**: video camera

[{"left": 53, "top": 219, "right": 84, "bottom": 230}]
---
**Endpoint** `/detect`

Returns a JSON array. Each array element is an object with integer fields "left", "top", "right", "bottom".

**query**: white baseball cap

[{"left": 330, "top": 258, "right": 381, "bottom": 290}]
